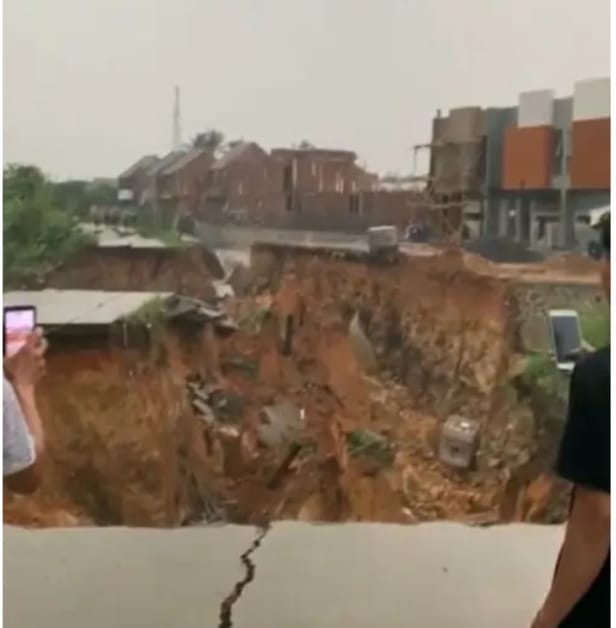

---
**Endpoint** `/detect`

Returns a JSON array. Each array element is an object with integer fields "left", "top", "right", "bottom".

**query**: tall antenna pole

[{"left": 172, "top": 85, "right": 181, "bottom": 151}]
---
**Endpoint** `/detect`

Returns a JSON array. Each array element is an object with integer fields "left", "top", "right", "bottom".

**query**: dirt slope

[
  {"left": 5, "top": 245, "right": 572, "bottom": 527},
  {"left": 42, "top": 244, "right": 222, "bottom": 301}
]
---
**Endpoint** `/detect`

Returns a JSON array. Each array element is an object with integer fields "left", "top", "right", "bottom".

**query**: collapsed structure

[{"left": 3, "top": 233, "right": 602, "bottom": 528}]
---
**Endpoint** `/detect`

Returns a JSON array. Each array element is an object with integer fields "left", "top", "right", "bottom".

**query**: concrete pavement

[
  {"left": 4, "top": 522, "right": 563, "bottom": 628},
  {"left": 234, "top": 522, "right": 562, "bottom": 628}
]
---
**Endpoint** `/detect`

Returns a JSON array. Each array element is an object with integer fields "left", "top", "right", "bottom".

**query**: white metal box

[{"left": 438, "top": 415, "right": 480, "bottom": 470}]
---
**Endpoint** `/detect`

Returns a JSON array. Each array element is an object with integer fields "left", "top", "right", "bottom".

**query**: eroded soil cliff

[{"left": 6, "top": 245, "right": 583, "bottom": 527}]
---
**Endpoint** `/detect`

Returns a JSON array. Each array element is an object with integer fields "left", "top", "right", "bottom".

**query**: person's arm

[
  {"left": 534, "top": 487, "right": 610, "bottom": 627},
  {"left": 532, "top": 361, "right": 610, "bottom": 628},
  {"left": 3, "top": 379, "right": 39, "bottom": 494},
  {"left": 4, "top": 328, "right": 47, "bottom": 457},
  {"left": 12, "top": 383, "right": 44, "bottom": 456}
]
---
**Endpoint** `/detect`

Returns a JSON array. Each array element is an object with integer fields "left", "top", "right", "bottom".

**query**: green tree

[
  {"left": 52, "top": 180, "right": 89, "bottom": 215},
  {"left": 192, "top": 129, "right": 225, "bottom": 154},
  {"left": 52, "top": 179, "right": 117, "bottom": 218},
  {"left": 3, "top": 164, "right": 92, "bottom": 285}
]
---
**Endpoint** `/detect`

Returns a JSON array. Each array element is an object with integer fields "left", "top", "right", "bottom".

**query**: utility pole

[{"left": 172, "top": 85, "right": 181, "bottom": 151}]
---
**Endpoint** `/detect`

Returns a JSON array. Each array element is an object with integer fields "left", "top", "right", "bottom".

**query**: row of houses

[
  {"left": 423, "top": 77, "right": 610, "bottom": 248},
  {"left": 118, "top": 143, "right": 383, "bottom": 229}
]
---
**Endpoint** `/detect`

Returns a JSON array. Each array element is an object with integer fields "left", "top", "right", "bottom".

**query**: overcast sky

[{"left": 4, "top": 0, "right": 610, "bottom": 180}]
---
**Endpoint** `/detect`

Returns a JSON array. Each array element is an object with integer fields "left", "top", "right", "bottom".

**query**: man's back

[{"left": 556, "top": 346, "right": 610, "bottom": 626}]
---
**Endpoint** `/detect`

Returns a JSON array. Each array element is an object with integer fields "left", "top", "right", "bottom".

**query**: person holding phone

[
  {"left": 531, "top": 213, "right": 610, "bottom": 628},
  {"left": 3, "top": 328, "right": 47, "bottom": 494}
]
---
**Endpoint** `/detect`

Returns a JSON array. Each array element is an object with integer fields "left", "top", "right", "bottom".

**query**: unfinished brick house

[
  {"left": 117, "top": 150, "right": 213, "bottom": 228},
  {"left": 157, "top": 148, "right": 214, "bottom": 218},
  {"left": 270, "top": 147, "right": 377, "bottom": 213},
  {"left": 117, "top": 155, "right": 159, "bottom": 205},
  {"left": 203, "top": 142, "right": 283, "bottom": 220}
]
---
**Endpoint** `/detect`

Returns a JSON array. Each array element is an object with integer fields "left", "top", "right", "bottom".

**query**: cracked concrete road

[
  {"left": 233, "top": 522, "right": 563, "bottom": 628},
  {"left": 4, "top": 522, "right": 562, "bottom": 628},
  {"left": 4, "top": 525, "right": 255, "bottom": 628}
]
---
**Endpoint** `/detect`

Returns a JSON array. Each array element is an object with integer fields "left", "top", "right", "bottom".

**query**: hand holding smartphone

[
  {"left": 3, "top": 306, "right": 37, "bottom": 357},
  {"left": 3, "top": 306, "right": 47, "bottom": 388},
  {"left": 547, "top": 309, "right": 582, "bottom": 373}
]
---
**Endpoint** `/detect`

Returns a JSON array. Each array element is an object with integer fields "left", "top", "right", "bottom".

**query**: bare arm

[
  {"left": 3, "top": 379, "right": 40, "bottom": 494},
  {"left": 534, "top": 487, "right": 610, "bottom": 627},
  {"left": 13, "top": 384, "right": 44, "bottom": 456},
  {"left": 3, "top": 329, "right": 47, "bottom": 494},
  {"left": 532, "top": 352, "right": 610, "bottom": 628}
]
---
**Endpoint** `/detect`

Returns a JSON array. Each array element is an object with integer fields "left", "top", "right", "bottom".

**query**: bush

[
  {"left": 3, "top": 165, "right": 93, "bottom": 285},
  {"left": 519, "top": 353, "right": 569, "bottom": 408}
]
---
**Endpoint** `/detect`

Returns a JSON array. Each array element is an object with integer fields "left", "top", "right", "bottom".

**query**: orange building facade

[
  {"left": 570, "top": 118, "right": 610, "bottom": 189},
  {"left": 502, "top": 126, "right": 555, "bottom": 190}
]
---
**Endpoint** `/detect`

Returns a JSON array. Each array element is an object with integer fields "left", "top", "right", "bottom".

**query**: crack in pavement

[{"left": 218, "top": 525, "right": 270, "bottom": 628}]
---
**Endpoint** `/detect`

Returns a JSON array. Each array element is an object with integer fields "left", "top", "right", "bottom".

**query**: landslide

[
  {"left": 6, "top": 245, "right": 570, "bottom": 527},
  {"left": 234, "top": 244, "right": 570, "bottom": 523},
  {"left": 4, "top": 329, "right": 222, "bottom": 528}
]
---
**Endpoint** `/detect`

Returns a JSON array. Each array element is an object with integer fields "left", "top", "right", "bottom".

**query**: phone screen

[
  {"left": 550, "top": 313, "right": 581, "bottom": 363},
  {"left": 3, "top": 307, "right": 36, "bottom": 357}
]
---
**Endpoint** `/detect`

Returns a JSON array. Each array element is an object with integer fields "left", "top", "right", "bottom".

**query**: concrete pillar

[
  {"left": 529, "top": 200, "right": 538, "bottom": 246},
  {"left": 559, "top": 188, "right": 574, "bottom": 248},
  {"left": 498, "top": 201, "right": 508, "bottom": 238},
  {"left": 515, "top": 196, "right": 523, "bottom": 242}
]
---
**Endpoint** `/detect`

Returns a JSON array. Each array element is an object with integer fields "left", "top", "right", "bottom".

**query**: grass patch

[
  {"left": 346, "top": 429, "right": 395, "bottom": 466},
  {"left": 519, "top": 352, "right": 569, "bottom": 407},
  {"left": 238, "top": 305, "right": 270, "bottom": 334},
  {"left": 127, "top": 297, "right": 169, "bottom": 326},
  {"left": 580, "top": 302, "right": 610, "bottom": 349}
]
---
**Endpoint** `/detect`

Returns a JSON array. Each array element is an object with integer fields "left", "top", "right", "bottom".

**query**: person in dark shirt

[{"left": 531, "top": 213, "right": 610, "bottom": 628}]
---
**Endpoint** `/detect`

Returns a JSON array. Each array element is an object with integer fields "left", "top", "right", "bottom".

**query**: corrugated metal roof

[
  {"left": 160, "top": 148, "right": 207, "bottom": 176},
  {"left": 3, "top": 290, "right": 173, "bottom": 326},
  {"left": 79, "top": 224, "right": 199, "bottom": 249},
  {"left": 118, "top": 155, "right": 159, "bottom": 180}
]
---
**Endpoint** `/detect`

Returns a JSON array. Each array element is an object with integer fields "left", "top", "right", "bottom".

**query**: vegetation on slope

[{"left": 580, "top": 302, "right": 610, "bottom": 349}]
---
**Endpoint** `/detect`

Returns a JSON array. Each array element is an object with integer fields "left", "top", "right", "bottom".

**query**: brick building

[
  {"left": 157, "top": 148, "right": 214, "bottom": 216},
  {"left": 117, "top": 149, "right": 213, "bottom": 228},
  {"left": 204, "top": 142, "right": 283, "bottom": 220},
  {"left": 117, "top": 155, "right": 159, "bottom": 205},
  {"left": 270, "top": 147, "right": 377, "bottom": 213}
]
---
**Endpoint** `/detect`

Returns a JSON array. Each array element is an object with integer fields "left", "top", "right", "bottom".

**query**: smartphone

[
  {"left": 3, "top": 306, "right": 37, "bottom": 357},
  {"left": 548, "top": 309, "right": 582, "bottom": 372}
]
